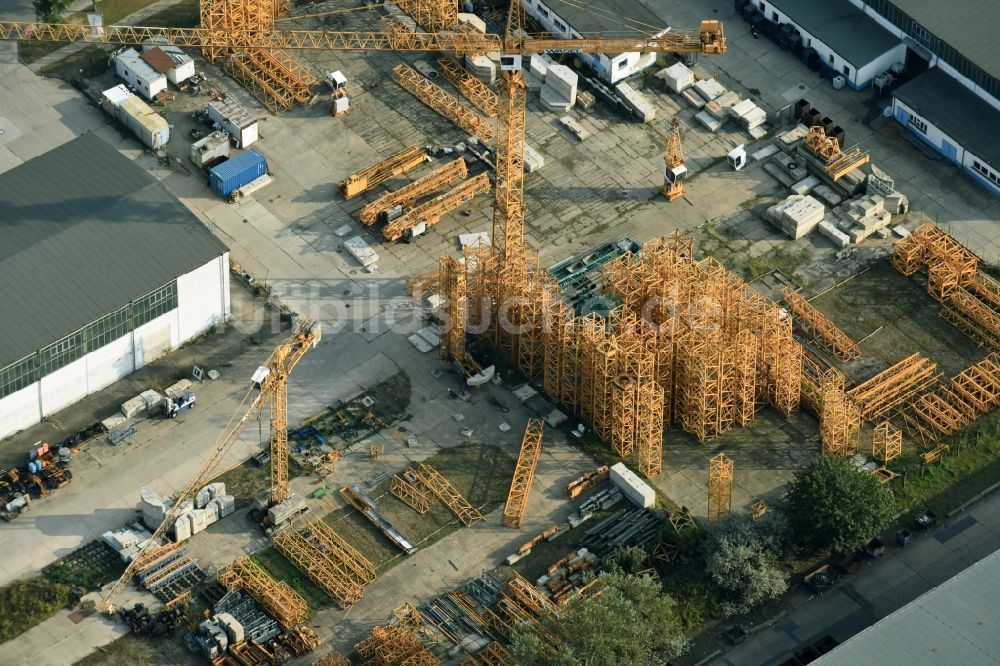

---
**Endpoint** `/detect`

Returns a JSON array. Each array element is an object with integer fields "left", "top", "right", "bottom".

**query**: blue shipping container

[{"left": 209, "top": 149, "right": 267, "bottom": 197}]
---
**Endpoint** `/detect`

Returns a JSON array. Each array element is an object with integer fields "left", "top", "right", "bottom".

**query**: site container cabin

[{"left": 208, "top": 150, "right": 267, "bottom": 197}]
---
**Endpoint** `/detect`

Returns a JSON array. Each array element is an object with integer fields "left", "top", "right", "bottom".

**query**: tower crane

[
  {"left": 96, "top": 319, "right": 320, "bottom": 613},
  {"left": 0, "top": 11, "right": 725, "bottom": 266},
  {"left": 661, "top": 117, "right": 686, "bottom": 202}
]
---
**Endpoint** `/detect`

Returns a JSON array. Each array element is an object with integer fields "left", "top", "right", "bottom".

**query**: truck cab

[{"left": 164, "top": 391, "right": 196, "bottom": 418}]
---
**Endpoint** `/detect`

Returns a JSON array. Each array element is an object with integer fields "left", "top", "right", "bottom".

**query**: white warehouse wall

[
  {"left": 176, "top": 253, "right": 230, "bottom": 342},
  {"left": 891, "top": 98, "right": 1000, "bottom": 196},
  {"left": 39, "top": 356, "right": 89, "bottom": 417},
  {"left": 1, "top": 384, "right": 41, "bottom": 435},
  {"left": 0, "top": 254, "right": 230, "bottom": 441},
  {"left": 846, "top": 0, "right": 1000, "bottom": 111},
  {"left": 756, "top": 1, "right": 902, "bottom": 89}
]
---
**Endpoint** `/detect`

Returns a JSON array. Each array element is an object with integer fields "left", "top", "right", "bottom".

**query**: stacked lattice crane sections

[{"left": 447, "top": 233, "right": 807, "bottom": 480}]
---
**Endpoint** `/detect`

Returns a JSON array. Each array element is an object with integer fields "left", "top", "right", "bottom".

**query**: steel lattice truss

[
  {"left": 899, "top": 354, "right": 1000, "bottom": 445},
  {"left": 312, "top": 651, "right": 351, "bottom": 666},
  {"left": 353, "top": 623, "right": 440, "bottom": 666},
  {"left": 707, "top": 453, "right": 733, "bottom": 525},
  {"left": 217, "top": 555, "right": 308, "bottom": 627},
  {"left": 782, "top": 286, "right": 862, "bottom": 361},
  {"left": 273, "top": 528, "right": 363, "bottom": 608},
  {"left": 503, "top": 419, "right": 544, "bottom": 527},
  {"left": 391, "top": 474, "right": 433, "bottom": 514},
  {"left": 339, "top": 145, "right": 428, "bottom": 199},
  {"left": 437, "top": 56, "right": 500, "bottom": 116},
  {"left": 396, "top": 0, "right": 458, "bottom": 32},
  {"left": 871, "top": 421, "right": 902, "bottom": 465},
  {"left": 359, "top": 157, "right": 467, "bottom": 226},
  {"left": 384, "top": 173, "right": 491, "bottom": 241},
  {"left": 820, "top": 369, "right": 861, "bottom": 456},
  {"left": 413, "top": 463, "right": 485, "bottom": 526},
  {"left": 228, "top": 47, "right": 315, "bottom": 113},
  {"left": 393, "top": 64, "right": 495, "bottom": 143},
  {"left": 846, "top": 353, "right": 940, "bottom": 421}
]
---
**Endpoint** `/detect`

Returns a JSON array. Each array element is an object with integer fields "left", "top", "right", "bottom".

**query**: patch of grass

[
  {"left": 892, "top": 419, "right": 1000, "bottom": 517},
  {"left": 304, "top": 370, "right": 412, "bottom": 445},
  {"left": 140, "top": 0, "right": 199, "bottom": 29},
  {"left": 747, "top": 245, "right": 811, "bottom": 279},
  {"left": 211, "top": 456, "right": 307, "bottom": 508},
  {"left": 73, "top": 633, "right": 202, "bottom": 666},
  {"left": 38, "top": 45, "right": 112, "bottom": 82},
  {"left": 251, "top": 549, "right": 331, "bottom": 614},
  {"left": 0, "top": 577, "right": 72, "bottom": 642},
  {"left": 252, "top": 443, "right": 514, "bottom": 609},
  {"left": 325, "top": 442, "right": 516, "bottom": 569}
]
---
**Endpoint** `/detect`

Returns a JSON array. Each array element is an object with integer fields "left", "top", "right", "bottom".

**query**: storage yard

[{"left": 1, "top": 0, "right": 1000, "bottom": 664}]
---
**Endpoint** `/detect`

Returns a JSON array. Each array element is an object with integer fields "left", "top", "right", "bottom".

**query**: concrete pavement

[{"left": 710, "top": 489, "right": 1000, "bottom": 665}]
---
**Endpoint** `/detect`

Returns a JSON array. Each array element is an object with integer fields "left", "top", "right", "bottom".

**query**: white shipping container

[
  {"left": 609, "top": 462, "right": 655, "bottom": 508},
  {"left": 118, "top": 96, "right": 170, "bottom": 150},
  {"left": 208, "top": 97, "right": 258, "bottom": 148}
]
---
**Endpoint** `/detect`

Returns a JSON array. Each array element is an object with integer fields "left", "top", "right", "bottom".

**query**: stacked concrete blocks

[
  {"left": 766, "top": 194, "right": 826, "bottom": 240},
  {"left": 541, "top": 64, "right": 578, "bottom": 112}
]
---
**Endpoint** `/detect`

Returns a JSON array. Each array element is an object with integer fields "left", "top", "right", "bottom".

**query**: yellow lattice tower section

[
  {"left": 439, "top": 254, "right": 468, "bottom": 365},
  {"left": 819, "top": 369, "right": 861, "bottom": 456},
  {"left": 503, "top": 418, "right": 544, "bottom": 527},
  {"left": 393, "top": 64, "right": 495, "bottom": 143},
  {"left": 391, "top": 474, "right": 433, "bottom": 514},
  {"left": 661, "top": 117, "right": 686, "bottom": 201},
  {"left": 872, "top": 421, "right": 902, "bottom": 465},
  {"left": 732, "top": 330, "right": 758, "bottom": 426},
  {"left": 611, "top": 374, "right": 638, "bottom": 457},
  {"left": 384, "top": 173, "right": 491, "bottom": 241},
  {"left": 414, "top": 463, "right": 485, "bottom": 526},
  {"left": 359, "top": 157, "right": 467, "bottom": 226},
  {"left": 781, "top": 286, "right": 862, "bottom": 361},
  {"left": 542, "top": 298, "right": 573, "bottom": 408},
  {"left": 218, "top": 555, "right": 308, "bottom": 628},
  {"left": 437, "top": 56, "right": 499, "bottom": 116},
  {"left": 707, "top": 453, "right": 733, "bottom": 525},
  {"left": 636, "top": 378, "right": 665, "bottom": 479}
]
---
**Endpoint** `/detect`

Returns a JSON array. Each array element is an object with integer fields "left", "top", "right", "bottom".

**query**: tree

[
  {"left": 703, "top": 513, "right": 787, "bottom": 614},
  {"left": 510, "top": 571, "right": 688, "bottom": 666},
  {"left": 785, "top": 455, "right": 894, "bottom": 554},
  {"left": 32, "top": 0, "right": 74, "bottom": 22},
  {"left": 603, "top": 545, "right": 648, "bottom": 575}
]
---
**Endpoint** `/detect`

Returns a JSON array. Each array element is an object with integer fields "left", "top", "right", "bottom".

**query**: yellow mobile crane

[
  {"left": 661, "top": 117, "right": 686, "bottom": 201},
  {"left": 96, "top": 319, "right": 320, "bottom": 613}
]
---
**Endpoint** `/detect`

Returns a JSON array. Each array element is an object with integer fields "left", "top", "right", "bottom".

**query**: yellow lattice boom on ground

[
  {"left": 339, "top": 145, "right": 429, "bottom": 199},
  {"left": 383, "top": 172, "right": 490, "bottom": 241},
  {"left": 782, "top": 286, "right": 861, "bottom": 361},
  {"left": 437, "top": 56, "right": 499, "bottom": 116},
  {"left": 707, "top": 452, "right": 733, "bottom": 525},
  {"left": 503, "top": 418, "right": 544, "bottom": 528},
  {"left": 413, "top": 463, "right": 485, "bottom": 526},
  {"left": 273, "top": 528, "right": 363, "bottom": 608},
  {"left": 390, "top": 474, "right": 433, "bottom": 514},
  {"left": 845, "top": 353, "right": 939, "bottom": 421},
  {"left": 393, "top": 64, "right": 495, "bottom": 143},
  {"left": 359, "top": 157, "right": 467, "bottom": 226},
  {"left": 218, "top": 555, "right": 308, "bottom": 627}
]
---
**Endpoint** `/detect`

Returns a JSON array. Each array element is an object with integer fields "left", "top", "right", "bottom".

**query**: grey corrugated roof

[
  {"left": 538, "top": 0, "right": 668, "bottom": 37},
  {"left": 768, "top": 0, "right": 901, "bottom": 67},
  {"left": 0, "top": 132, "right": 228, "bottom": 368},
  {"left": 815, "top": 548, "right": 1000, "bottom": 664},
  {"left": 894, "top": 67, "right": 1000, "bottom": 168},
  {"left": 891, "top": 0, "right": 1000, "bottom": 81}
]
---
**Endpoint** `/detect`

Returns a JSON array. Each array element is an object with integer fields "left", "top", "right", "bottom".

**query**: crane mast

[
  {"left": 661, "top": 117, "right": 686, "bottom": 201},
  {"left": 98, "top": 320, "right": 320, "bottom": 612}
]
